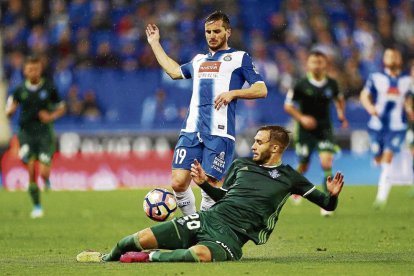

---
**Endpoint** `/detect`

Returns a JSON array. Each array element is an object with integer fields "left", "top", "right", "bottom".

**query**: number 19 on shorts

[{"left": 174, "top": 148, "right": 187, "bottom": 164}]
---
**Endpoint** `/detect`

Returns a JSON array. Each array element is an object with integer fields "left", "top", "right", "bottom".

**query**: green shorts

[
  {"left": 18, "top": 130, "right": 55, "bottom": 165},
  {"left": 294, "top": 126, "right": 338, "bottom": 164},
  {"left": 151, "top": 212, "right": 244, "bottom": 261}
]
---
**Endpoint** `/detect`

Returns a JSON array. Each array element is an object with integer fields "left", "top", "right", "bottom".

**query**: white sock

[
  {"left": 200, "top": 189, "right": 216, "bottom": 211},
  {"left": 174, "top": 188, "right": 196, "bottom": 216},
  {"left": 376, "top": 163, "right": 392, "bottom": 203}
]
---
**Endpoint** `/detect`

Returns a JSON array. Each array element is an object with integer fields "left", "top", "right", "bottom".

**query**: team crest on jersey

[
  {"left": 324, "top": 88, "right": 332, "bottom": 98},
  {"left": 223, "top": 54, "right": 232, "bottom": 61},
  {"left": 268, "top": 169, "right": 281, "bottom": 179},
  {"left": 21, "top": 91, "right": 28, "bottom": 100},
  {"left": 39, "top": 90, "right": 47, "bottom": 100}
]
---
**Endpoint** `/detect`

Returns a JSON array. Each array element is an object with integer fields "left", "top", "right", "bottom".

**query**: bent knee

[
  {"left": 190, "top": 245, "right": 212, "bottom": 262},
  {"left": 171, "top": 170, "right": 191, "bottom": 192}
]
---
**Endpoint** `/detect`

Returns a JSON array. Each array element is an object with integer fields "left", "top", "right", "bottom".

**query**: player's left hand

[
  {"left": 190, "top": 159, "right": 208, "bottom": 185},
  {"left": 38, "top": 110, "right": 55, "bottom": 123},
  {"left": 214, "top": 92, "right": 234, "bottom": 110},
  {"left": 326, "top": 172, "right": 344, "bottom": 197}
]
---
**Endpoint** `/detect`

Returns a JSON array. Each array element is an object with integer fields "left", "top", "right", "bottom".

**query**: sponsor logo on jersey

[
  {"left": 305, "top": 89, "right": 313, "bottom": 96},
  {"left": 223, "top": 54, "right": 232, "bottom": 61},
  {"left": 212, "top": 152, "right": 226, "bottom": 173},
  {"left": 218, "top": 125, "right": 225, "bottom": 130},
  {"left": 387, "top": 86, "right": 400, "bottom": 98},
  {"left": 198, "top": 61, "right": 221, "bottom": 79},
  {"left": 268, "top": 169, "right": 281, "bottom": 179},
  {"left": 199, "top": 61, "right": 221, "bottom": 72}
]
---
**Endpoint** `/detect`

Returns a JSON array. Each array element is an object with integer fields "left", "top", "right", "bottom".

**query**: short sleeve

[
  {"left": 363, "top": 74, "right": 376, "bottom": 96},
  {"left": 50, "top": 84, "right": 62, "bottom": 104},
  {"left": 240, "top": 53, "right": 264, "bottom": 85},
  {"left": 331, "top": 79, "right": 342, "bottom": 99},
  {"left": 180, "top": 62, "right": 193, "bottom": 79},
  {"left": 10, "top": 87, "right": 21, "bottom": 103},
  {"left": 284, "top": 82, "right": 301, "bottom": 105}
]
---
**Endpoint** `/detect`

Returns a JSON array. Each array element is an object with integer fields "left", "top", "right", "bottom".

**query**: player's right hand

[
  {"left": 190, "top": 159, "right": 208, "bottom": 185},
  {"left": 300, "top": 115, "right": 317, "bottom": 130},
  {"left": 146, "top": 24, "right": 160, "bottom": 44},
  {"left": 326, "top": 172, "right": 344, "bottom": 197}
]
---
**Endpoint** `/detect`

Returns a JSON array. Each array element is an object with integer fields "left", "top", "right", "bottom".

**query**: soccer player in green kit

[
  {"left": 284, "top": 50, "right": 348, "bottom": 216},
  {"left": 77, "top": 125, "right": 344, "bottom": 263},
  {"left": 5, "top": 55, "right": 66, "bottom": 219}
]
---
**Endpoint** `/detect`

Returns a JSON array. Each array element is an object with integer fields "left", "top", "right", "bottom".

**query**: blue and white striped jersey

[
  {"left": 363, "top": 70, "right": 413, "bottom": 131},
  {"left": 180, "top": 48, "right": 264, "bottom": 140}
]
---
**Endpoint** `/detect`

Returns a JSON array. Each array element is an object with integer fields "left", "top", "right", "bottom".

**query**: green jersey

[
  {"left": 203, "top": 157, "right": 337, "bottom": 245},
  {"left": 11, "top": 79, "right": 62, "bottom": 134},
  {"left": 286, "top": 76, "right": 341, "bottom": 136}
]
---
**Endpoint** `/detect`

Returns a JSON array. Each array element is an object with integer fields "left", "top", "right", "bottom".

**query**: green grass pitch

[{"left": 0, "top": 186, "right": 413, "bottom": 275}]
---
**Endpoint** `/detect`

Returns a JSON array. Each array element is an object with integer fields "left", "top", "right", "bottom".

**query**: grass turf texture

[{"left": 0, "top": 186, "right": 413, "bottom": 275}]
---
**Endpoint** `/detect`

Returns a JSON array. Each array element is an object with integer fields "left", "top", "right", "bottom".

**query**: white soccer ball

[{"left": 143, "top": 188, "right": 177, "bottom": 222}]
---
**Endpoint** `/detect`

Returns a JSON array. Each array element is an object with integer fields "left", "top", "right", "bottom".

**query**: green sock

[
  {"left": 322, "top": 169, "right": 332, "bottom": 193},
  {"left": 103, "top": 234, "right": 141, "bottom": 262},
  {"left": 28, "top": 182, "right": 40, "bottom": 206},
  {"left": 151, "top": 249, "right": 200, "bottom": 262}
]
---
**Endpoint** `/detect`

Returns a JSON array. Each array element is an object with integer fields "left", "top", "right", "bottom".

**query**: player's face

[
  {"left": 307, "top": 55, "right": 327, "bottom": 77},
  {"left": 251, "top": 130, "right": 273, "bottom": 164},
  {"left": 24, "top": 62, "right": 43, "bottom": 84},
  {"left": 383, "top": 49, "right": 402, "bottom": 71},
  {"left": 205, "top": 20, "right": 230, "bottom": 52}
]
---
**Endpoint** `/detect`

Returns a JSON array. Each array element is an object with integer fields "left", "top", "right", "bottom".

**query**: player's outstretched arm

[
  {"left": 146, "top": 24, "right": 182, "bottom": 80},
  {"left": 305, "top": 171, "right": 344, "bottom": 211}
]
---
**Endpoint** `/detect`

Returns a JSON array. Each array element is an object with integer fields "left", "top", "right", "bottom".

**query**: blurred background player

[
  {"left": 145, "top": 11, "right": 267, "bottom": 215},
  {"left": 360, "top": 47, "right": 414, "bottom": 209},
  {"left": 76, "top": 126, "right": 344, "bottom": 263},
  {"left": 284, "top": 50, "right": 348, "bottom": 216},
  {"left": 5, "top": 55, "right": 66, "bottom": 218}
]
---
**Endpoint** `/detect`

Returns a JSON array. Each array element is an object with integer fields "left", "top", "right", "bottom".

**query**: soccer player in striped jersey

[
  {"left": 145, "top": 11, "right": 267, "bottom": 215},
  {"left": 360, "top": 47, "right": 414, "bottom": 208},
  {"left": 77, "top": 126, "right": 344, "bottom": 263}
]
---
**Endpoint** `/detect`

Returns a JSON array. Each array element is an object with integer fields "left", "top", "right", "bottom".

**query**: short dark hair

[
  {"left": 309, "top": 49, "right": 328, "bottom": 59},
  {"left": 257, "top": 125, "right": 290, "bottom": 152},
  {"left": 25, "top": 55, "right": 42, "bottom": 65},
  {"left": 204, "top": 10, "right": 230, "bottom": 29}
]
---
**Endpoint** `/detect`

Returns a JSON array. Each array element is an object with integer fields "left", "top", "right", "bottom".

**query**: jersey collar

[
  {"left": 208, "top": 47, "right": 233, "bottom": 58},
  {"left": 25, "top": 79, "right": 44, "bottom": 92},
  {"left": 307, "top": 73, "right": 328, "bottom": 87},
  {"left": 260, "top": 160, "right": 283, "bottom": 168}
]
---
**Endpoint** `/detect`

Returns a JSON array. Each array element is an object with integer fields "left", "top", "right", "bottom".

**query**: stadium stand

[{"left": 1, "top": 0, "right": 413, "bottom": 133}]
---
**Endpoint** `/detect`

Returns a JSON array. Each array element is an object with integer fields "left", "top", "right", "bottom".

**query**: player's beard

[
  {"left": 253, "top": 151, "right": 271, "bottom": 165},
  {"left": 208, "top": 38, "right": 227, "bottom": 52}
]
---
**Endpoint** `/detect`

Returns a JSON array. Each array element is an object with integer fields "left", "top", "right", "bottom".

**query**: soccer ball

[{"left": 143, "top": 188, "right": 177, "bottom": 222}]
